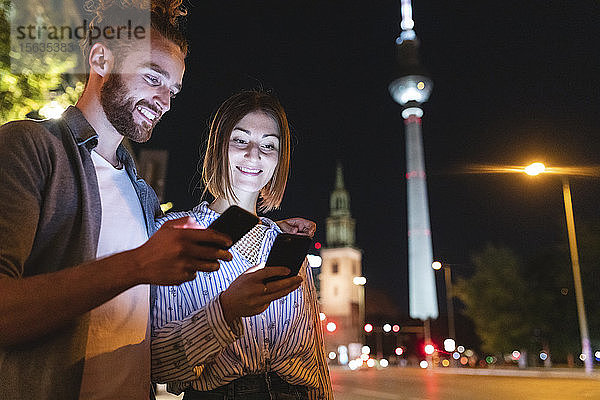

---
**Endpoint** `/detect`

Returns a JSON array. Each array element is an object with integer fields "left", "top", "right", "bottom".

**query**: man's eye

[
  {"left": 146, "top": 75, "right": 160, "bottom": 85},
  {"left": 232, "top": 138, "right": 247, "bottom": 144},
  {"left": 262, "top": 144, "right": 275, "bottom": 150}
]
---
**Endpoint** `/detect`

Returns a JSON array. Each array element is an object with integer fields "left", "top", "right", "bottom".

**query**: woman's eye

[
  {"left": 262, "top": 143, "right": 275, "bottom": 150},
  {"left": 232, "top": 138, "right": 247, "bottom": 144}
]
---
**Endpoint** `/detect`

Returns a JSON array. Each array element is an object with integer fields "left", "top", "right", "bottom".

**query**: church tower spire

[
  {"left": 326, "top": 162, "right": 355, "bottom": 247},
  {"left": 319, "top": 162, "right": 364, "bottom": 353}
]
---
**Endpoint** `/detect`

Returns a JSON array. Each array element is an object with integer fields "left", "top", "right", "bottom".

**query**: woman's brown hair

[{"left": 202, "top": 90, "right": 291, "bottom": 212}]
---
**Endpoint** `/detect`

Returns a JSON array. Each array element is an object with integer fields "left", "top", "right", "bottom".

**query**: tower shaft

[{"left": 404, "top": 113, "right": 438, "bottom": 319}]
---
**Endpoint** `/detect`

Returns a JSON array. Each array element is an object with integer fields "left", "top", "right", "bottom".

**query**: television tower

[{"left": 388, "top": 0, "right": 438, "bottom": 320}]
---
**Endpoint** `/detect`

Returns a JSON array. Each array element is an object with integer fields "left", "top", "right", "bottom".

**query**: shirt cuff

[{"left": 206, "top": 294, "right": 244, "bottom": 346}]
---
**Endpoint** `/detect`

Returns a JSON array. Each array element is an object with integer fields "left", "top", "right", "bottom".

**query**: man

[{"left": 0, "top": 1, "right": 305, "bottom": 399}]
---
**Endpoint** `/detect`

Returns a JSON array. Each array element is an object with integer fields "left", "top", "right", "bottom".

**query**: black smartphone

[
  {"left": 263, "top": 233, "right": 312, "bottom": 282},
  {"left": 208, "top": 205, "right": 259, "bottom": 249}
]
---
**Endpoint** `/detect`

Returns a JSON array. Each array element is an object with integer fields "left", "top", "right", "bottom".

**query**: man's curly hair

[{"left": 81, "top": 0, "right": 188, "bottom": 68}]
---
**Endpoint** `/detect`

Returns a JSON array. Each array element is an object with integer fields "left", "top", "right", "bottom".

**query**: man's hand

[
  {"left": 220, "top": 266, "right": 303, "bottom": 326},
  {"left": 131, "top": 217, "right": 233, "bottom": 285},
  {"left": 276, "top": 217, "right": 316, "bottom": 238}
]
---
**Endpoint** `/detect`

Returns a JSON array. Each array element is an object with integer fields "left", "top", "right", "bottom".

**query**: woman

[{"left": 151, "top": 90, "right": 333, "bottom": 399}]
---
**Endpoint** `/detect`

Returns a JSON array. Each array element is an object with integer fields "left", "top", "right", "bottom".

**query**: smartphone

[
  {"left": 263, "top": 233, "right": 312, "bottom": 282},
  {"left": 208, "top": 205, "right": 259, "bottom": 248}
]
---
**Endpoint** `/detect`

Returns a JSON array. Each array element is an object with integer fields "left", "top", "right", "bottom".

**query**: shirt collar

[{"left": 61, "top": 106, "right": 99, "bottom": 151}]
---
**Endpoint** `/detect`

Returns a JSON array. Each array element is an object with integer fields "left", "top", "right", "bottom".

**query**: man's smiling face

[{"left": 100, "top": 31, "right": 185, "bottom": 143}]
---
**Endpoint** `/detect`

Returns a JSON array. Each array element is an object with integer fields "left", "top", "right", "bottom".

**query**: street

[
  {"left": 330, "top": 367, "right": 600, "bottom": 400},
  {"left": 157, "top": 367, "right": 600, "bottom": 399}
]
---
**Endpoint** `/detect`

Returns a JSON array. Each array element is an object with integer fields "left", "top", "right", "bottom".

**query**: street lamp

[
  {"left": 431, "top": 261, "right": 456, "bottom": 342},
  {"left": 524, "top": 162, "right": 593, "bottom": 374}
]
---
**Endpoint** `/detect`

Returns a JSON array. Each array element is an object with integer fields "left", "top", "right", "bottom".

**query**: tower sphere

[{"left": 389, "top": 75, "right": 433, "bottom": 105}]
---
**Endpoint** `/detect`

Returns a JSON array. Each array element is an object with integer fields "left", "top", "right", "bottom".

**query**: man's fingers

[
  {"left": 162, "top": 216, "right": 201, "bottom": 229},
  {"left": 174, "top": 228, "right": 233, "bottom": 249}
]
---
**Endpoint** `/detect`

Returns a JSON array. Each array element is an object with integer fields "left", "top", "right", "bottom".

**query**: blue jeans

[{"left": 182, "top": 373, "right": 309, "bottom": 400}]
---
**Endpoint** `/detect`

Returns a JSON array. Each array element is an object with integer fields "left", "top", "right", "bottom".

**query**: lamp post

[
  {"left": 432, "top": 261, "right": 456, "bottom": 342},
  {"left": 524, "top": 162, "right": 593, "bottom": 374}
]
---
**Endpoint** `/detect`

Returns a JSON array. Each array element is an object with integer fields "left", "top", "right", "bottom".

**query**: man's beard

[{"left": 100, "top": 73, "right": 159, "bottom": 143}]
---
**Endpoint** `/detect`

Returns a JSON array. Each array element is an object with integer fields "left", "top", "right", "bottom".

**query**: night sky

[{"left": 140, "top": 1, "right": 600, "bottom": 320}]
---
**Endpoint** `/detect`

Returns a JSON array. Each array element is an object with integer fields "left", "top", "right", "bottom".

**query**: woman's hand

[
  {"left": 219, "top": 266, "right": 302, "bottom": 326},
  {"left": 276, "top": 218, "right": 316, "bottom": 238}
]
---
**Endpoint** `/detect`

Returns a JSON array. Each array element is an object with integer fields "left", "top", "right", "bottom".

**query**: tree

[
  {"left": 0, "top": 0, "right": 83, "bottom": 124},
  {"left": 454, "top": 244, "right": 534, "bottom": 355}
]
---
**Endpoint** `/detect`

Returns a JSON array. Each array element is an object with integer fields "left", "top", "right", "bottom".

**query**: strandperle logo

[
  {"left": 14, "top": 19, "right": 146, "bottom": 41},
  {"left": 9, "top": 1, "right": 150, "bottom": 74}
]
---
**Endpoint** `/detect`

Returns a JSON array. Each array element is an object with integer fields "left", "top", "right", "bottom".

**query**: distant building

[{"left": 319, "top": 163, "right": 364, "bottom": 353}]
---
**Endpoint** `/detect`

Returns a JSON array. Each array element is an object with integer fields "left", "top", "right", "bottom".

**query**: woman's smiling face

[{"left": 227, "top": 110, "right": 280, "bottom": 197}]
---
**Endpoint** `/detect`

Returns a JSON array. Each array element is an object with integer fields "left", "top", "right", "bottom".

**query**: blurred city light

[
  {"left": 485, "top": 356, "right": 495, "bottom": 364},
  {"left": 314, "top": 242, "right": 322, "bottom": 250},
  {"left": 444, "top": 338, "right": 456, "bottom": 352},
  {"left": 326, "top": 322, "right": 337, "bottom": 332},
  {"left": 348, "top": 359, "right": 361, "bottom": 370},
  {"left": 457, "top": 345, "right": 465, "bottom": 353},
  {"left": 379, "top": 359, "right": 389, "bottom": 368},
  {"left": 524, "top": 162, "right": 546, "bottom": 176},
  {"left": 360, "top": 353, "right": 369, "bottom": 361},
  {"left": 539, "top": 352, "right": 548, "bottom": 361},
  {"left": 328, "top": 352, "right": 336, "bottom": 360},
  {"left": 424, "top": 344, "right": 435, "bottom": 355},
  {"left": 307, "top": 254, "right": 322, "bottom": 268},
  {"left": 160, "top": 202, "right": 174, "bottom": 213},
  {"left": 383, "top": 323, "right": 392, "bottom": 333},
  {"left": 364, "top": 323, "right": 373, "bottom": 333},
  {"left": 594, "top": 351, "right": 600, "bottom": 361},
  {"left": 431, "top": 261, "right": 442, "bottom": 270},
  {"left": 392, "top": 324, "right": 400, "bottom": 333},
  {"left": 452, "top": 352, "right": 460, "bottom": 360},
  {"left": 319, "top": 312, "right": 326, "bottom": 321},
  {"left": 419, "top": 360, "right": 429, "bottom": 369},
  {"left": 580, "top": 353, "right": 587, "bottom": 361},
  {"left": 512, "top": 350, "right": 521, "bottom": 360},
  {"left": 39, "top": 100, "right": 67, "bottom": 119},
  {"left": 366, "top": 358, "right": 376, "bottom": 368},
  {"left": 352, "top": 276, "right": 367, "bottom": 285},
  {"left": 361, "top": 346, "right": 371, "bottom": 355},
  {"left": 441, "top": 359, "right": 450, "bottom": 367},
  {"left": 395, "top": 347, "right": 404, "bottom": 356},
  {"left": 460, "top": 357, "right": 468, "bottom": 365},
  {"left": 338, "top": 346, "right": 349, "bottom": 365},
  {"left": 464, "top": 349, "right": 474, "bottom": 357}
]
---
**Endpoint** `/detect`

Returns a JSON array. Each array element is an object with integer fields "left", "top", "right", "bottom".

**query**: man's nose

[{"left": 155, "top": 86, "right": 171, "bottom": 113}]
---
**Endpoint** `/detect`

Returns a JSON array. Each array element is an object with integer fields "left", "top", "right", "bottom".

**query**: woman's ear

[{"left": 88, "top": 42, "right": 115, "bottom": 78}]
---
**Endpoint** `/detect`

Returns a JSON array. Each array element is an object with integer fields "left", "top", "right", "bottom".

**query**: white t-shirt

[{"left": 79, "top": 151, "right": 150, "bottom": 399}]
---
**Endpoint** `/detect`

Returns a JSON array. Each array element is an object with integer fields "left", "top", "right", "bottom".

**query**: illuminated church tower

[
  {"left": 319, "top": 163, "right": 363, "bottom": 350},
  {"left": 388, "top": 0, "right": 438, "bottom": 320}
]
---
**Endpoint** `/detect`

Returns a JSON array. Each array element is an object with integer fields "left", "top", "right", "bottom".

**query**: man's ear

[{"left": 88, "top": 43, "right": 115, "bottom": 78}]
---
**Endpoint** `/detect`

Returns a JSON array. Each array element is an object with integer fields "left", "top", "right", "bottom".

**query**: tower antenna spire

[{"left": 400, "top": 0, "right": 415, "bottom": 31}]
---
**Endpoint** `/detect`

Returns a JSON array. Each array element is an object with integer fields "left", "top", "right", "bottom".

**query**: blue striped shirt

[{"left": 151, "top": 202, "right": 332, "bottom": 399}]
